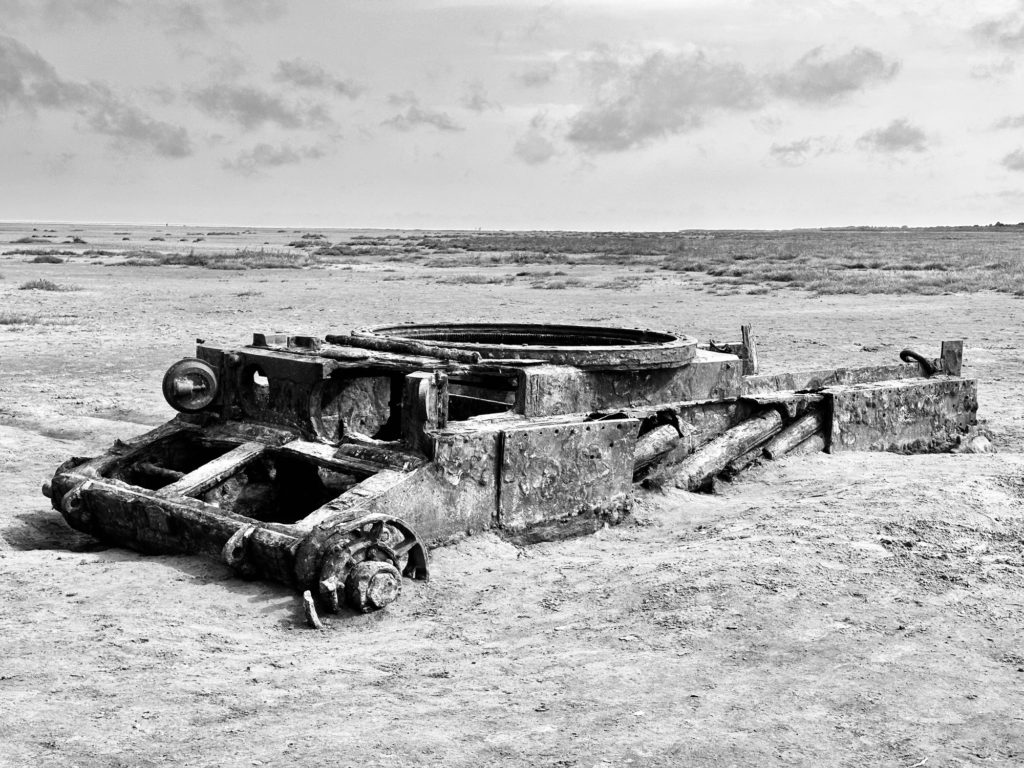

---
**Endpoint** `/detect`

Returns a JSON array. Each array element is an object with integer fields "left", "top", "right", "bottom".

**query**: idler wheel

[
  {"left": 162, "top": 357, "right": 218, "bottom": 413},
  {"left": 345, "top": 560, "right": 402, "bottom": 613}
]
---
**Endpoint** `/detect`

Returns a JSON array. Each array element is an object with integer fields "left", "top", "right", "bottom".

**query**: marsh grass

[
  {"left": 19, "top": 278, "right": 81, "bottom": 291},
  {"left": 327, "top": 228, "right": 1024, "bottom": 295},
  {"left": 118, "top": 248, "right": 315, "bottom": 270},
  {"left": 0, "top": 312, "right": 38, "bottom": 325}
]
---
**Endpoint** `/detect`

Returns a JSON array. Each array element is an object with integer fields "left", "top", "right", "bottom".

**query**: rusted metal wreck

[{"left": 45, "top": 323, "right": 977, "bottom": 614}]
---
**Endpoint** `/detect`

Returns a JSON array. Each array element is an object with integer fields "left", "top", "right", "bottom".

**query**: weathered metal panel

[
  {"left": 741, "top": 362, "right": 929, "bottom": 396},
  {"left": 498, "top": 418, "right": 639, "bottom": 531},
  {"left": 519, "top": 352, "right": 741, "bottom": 417},
  {"left": 827, "top": 377, "right": 978, "bottom": 453}
]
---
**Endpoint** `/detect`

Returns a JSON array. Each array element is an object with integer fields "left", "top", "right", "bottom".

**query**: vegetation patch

[
  {"left": 0, "top": 312, "right": 38, "bottom": 325},
  {"left": 19, "top": 278, "right": 81, "bottom": 291}
]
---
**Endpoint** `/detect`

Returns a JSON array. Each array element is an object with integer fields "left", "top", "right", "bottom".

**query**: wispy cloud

[
  {"left": 516, "top": 61, "right": 558, "bottom": 88},
  {"left": 383, "top": 93, "right": 462, "bottom": 132},
  {"left": 994, "top": 113, "right": 1024, "bottom": 129},
  {"left": 970, "top": 56, "right": 1016, "bottom": 80},
  {"left": 770, "top": 47, "right": 900, "bottom": 103},
  {"left": 1, "top": 0, "right": 285, "bottom": 28},
  {"left": 0, "top": 34, "right": 192, "bottom": 157},
  {"left": 769, "top": 137, "right": 832, "bottom": 167},
  {"left": 273, "top": 59, "right": 362, "bottom": 98},
  {"left": 856, "top": 119, "right": 928, "bottom": 153},
  {"left": 223, "top": 142, "right": 325, "bottom": 174},
  {"left": 972, "top": 9, "right": 1024, "bottom": 50},
  {"left": 1002, "top": 149, "right": 1024, "bottom": 171},
  {"left": 190, "top": 84, "right": 330, "bottom": 129},
  {"left": 220, "top": 0, "right": 285, "bottom": 23},
  {"left": 461, "top": 81, "right": 500, "bottom": 112},
  {"left": 514, "top": 113, "right": 556, "bottom": 165}
]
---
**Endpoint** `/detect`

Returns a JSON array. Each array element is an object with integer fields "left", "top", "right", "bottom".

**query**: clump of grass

[
  {"left": 31, "top": 254, "right": 65, "bottom": 264},
  {"left": 0, "top": 311, "right": 38, "bottom": 325},
  {"left": 435, "top": 274, "right": 513, "bottom": 285},
  {"left": 530, "top": 277, "right": 586, "bottom": 290},
  {"left": 594, "top": 276, "right": 643, "bottom": 290},
  {"left": 19, "top": 278, "right": 81, "bottom": 291}
]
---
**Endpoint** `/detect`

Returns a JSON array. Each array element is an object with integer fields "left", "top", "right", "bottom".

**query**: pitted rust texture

[
  {"left": 45, "top": 324, "right": 979, "bottom": 616},
  {"left": 827, "top": 378, "right": 978, "bottom": 452},
  {"left": 498, "top": 418, "right": 639, "bottom": 531}
]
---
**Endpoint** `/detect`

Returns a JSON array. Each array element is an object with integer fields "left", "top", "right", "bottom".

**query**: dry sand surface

[{"left": 1, "top": 235, "right": 1023, "bottom": 767}]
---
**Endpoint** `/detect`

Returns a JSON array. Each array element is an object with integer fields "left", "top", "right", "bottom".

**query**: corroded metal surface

[
  {"left": 45, "top": 324, "right": 979, "bottom": 616},
  {"left": 355, "top": 323, "right": 698, "bottom": 370},
  {"left": 827, "top": 377, "right": 978, "bottom": 452},
  {"left": 498, "top": 418, "right": 639, "bottom": 531}
]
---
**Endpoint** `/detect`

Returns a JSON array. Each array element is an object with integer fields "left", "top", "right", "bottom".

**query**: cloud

[
  {"left": 223, "top": 142, "right": 325, "bottom": 174},
  {"left": 563, "top": 45, "right": 899, "bottom": 153},
  {"left": 970, "top": 56, "right": 1016, "bottom": 80},
  {"left": 516, "top": 61, "right": 558, "bottom": 88},
  {"left": 565, "top": 49, "right": 762, "bottom": 152},
  {"left": 856, "top": 119, "right": 928, "bottom": 153},
  {"left": 461, "top": 81, "right": 500, "bottom": 112},
  {"left": 273, "top": 59, "right": 362, "bottom": 98},
  {"left": 994, "top": 114, "right": 1024, "bottom": 129},
  {"left": 514, "top": 114, "right": 556, "bottom": 165},
  {"left": 769, "top": 137, "right": 832, "bottom": 167},
  {"left": 220, "top": 0, "right": 285, "bottom": 23},
  {"left": 0, "top": 35, "right": 192, "bottom": 157},
  {"left": 383, "top": 93, "right": 462, "bottom": 132},
  {"left": 514, "top": 132, "right": 556, "bottom": 165},
  {"left": 1, "top": 0, "right": 284, "bottom": 28},
  {"left": 1002, "top": 149, "right": 1024, "bottom": 171},
  {"left": 85, "top": 84, "right": 192, "bottom": 157},
  {"left": 972, "top": 10, "right": 1024, "bottom": 50},
  {"left": 190, "top": 84, "right": 330, "bottom": 129},
  {"left": 770, "top": 46, "right": 900, "bottom": 103}
]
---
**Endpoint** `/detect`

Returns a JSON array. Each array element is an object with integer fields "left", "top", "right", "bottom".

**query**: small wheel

[
  {"left": 345, "top": 560, "right": 402, "bottom": 612},
  {"left": 162, "top": 358, "right": 218, "bottom": 413}
]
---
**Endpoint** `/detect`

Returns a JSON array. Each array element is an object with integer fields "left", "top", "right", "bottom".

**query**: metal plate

[
  {"left": 498, "top": 418, "right": 639, "bottom": 531},
  {"left": 356, "top": 324, "right": 697, "bottom": 370},
  {"left": 827, "top": 378, "right": 978, "bottom": 452}
]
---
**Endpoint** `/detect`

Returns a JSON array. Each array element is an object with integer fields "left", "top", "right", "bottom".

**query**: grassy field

[{"left": 3, "top": 224, "right": 1024, "bottom": 295}]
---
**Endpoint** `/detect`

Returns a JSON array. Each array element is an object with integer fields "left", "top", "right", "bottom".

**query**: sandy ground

[{"left": 1, "top": 248, "right": 1023, "bottom": 767}]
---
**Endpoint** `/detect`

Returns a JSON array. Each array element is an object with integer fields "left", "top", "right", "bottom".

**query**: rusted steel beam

[
  {"left": 326, "top": 332, "right": 483, "bottom": 364},
  {"left": 673, "top": 410, "right": 784, "bottom": 491},
  {"left": 762, "top": 409, "right": 826, "bottom": 459}
]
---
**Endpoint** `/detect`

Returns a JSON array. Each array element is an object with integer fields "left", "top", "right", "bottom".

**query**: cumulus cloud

[
  {"left": 223, "top": 142, "right": 325, "bottom": 174},
  {"left": 770, "top": 46, "right": 899, "bottom": 103},
  {"left": 461, "top": 82, "right": 500, "bottom": 112},
  {"left": 994, "top": 113, "right": 1024, "bottom": 129},
  {"left": 769, "top": 137, "right": 833, "bottom": 167},
  {"left": 383, "top": 93, "right": 462, "bottom": 132},
  {"left": 516, "top": 61, "right": 558, "bottom": 88},
  {"left": 514, "top": 114, "right": 556, "bottom": 165},
  {"left": 190, "top": 84, "right": 330, "bottom": 129},
  {"left": 856, "top": 119, "right": 928, "bottom": 153},
  {"left": 0, "top": 34, "right": 192, "bottom": 157},
  {"left": 566, "top": 49, "right": 762, "bottom": 152},
  {"left": 1002, "top": 149, "right": 1024, "bottom": 171},
  {"left": 274, "top": 59, "right": 362, "bottom": 98},
  {"left": 972, "top": 10, "right": 1024, "bottom": 50},
  {"left": 564, "top": 45, "right": 900, "bottom": 153}
]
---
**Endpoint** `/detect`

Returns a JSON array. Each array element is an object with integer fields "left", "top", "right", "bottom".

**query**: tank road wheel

[{"left": 311, "top": 515, "right": 429, "bottom": 614}]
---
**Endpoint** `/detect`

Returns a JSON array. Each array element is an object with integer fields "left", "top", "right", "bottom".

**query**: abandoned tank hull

[{"left": 45, "top": 324, "right": 977, "bottom": 615}]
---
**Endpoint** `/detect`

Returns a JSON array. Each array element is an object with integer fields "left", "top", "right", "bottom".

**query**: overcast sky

[{"left": 1, "top": 0, "right": 1023, "bottom": 229}]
